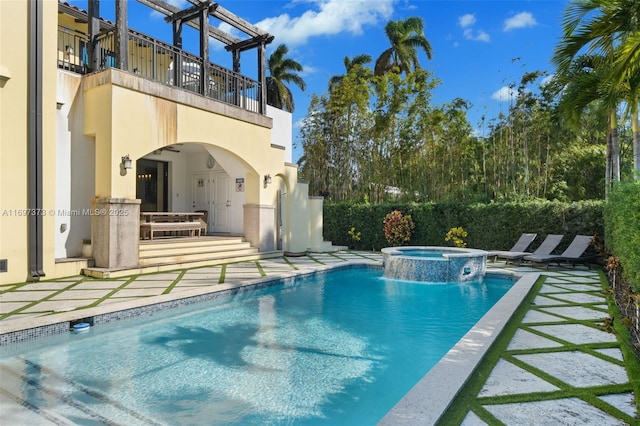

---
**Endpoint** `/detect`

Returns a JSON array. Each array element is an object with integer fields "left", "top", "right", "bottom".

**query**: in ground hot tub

[{"left": 381, "top": 246, "right": 488, "bottom": 283}]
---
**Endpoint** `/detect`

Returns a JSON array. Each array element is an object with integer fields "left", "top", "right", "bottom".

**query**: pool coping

[{"left": 378, "top": 269, "right": 539, "bottom": 425}]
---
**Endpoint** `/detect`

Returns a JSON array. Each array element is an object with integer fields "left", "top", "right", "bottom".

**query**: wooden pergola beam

[
  {"left": 136, "top": 0, "right": 240, "bottom": 45},
  {"left": 209, "top": 5, "right": 265, "bottom": 38},
  {"left": 184, "top": 0, "right": 271, "bottom": 40},
  {"left": 164, "top": 0, "right": 216, "bottom": 25},
  {"left": 225, "top": 33, "right": 275, "bottom": 54}
]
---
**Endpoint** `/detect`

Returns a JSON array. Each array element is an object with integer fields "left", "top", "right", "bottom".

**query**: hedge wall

[
  {"left": 605, "top": 183, "right": 640, "bottom": 292},
  {"left": 324, "top": 200, "right": 604, "bottom": 254}
]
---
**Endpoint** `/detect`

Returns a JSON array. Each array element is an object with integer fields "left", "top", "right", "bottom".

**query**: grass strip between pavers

[
  {"left": 255, "top": 261, "right": 266, "bottom": 277},
  {"left": 437, "top": 271, "right": 640, "bottom": 425},
  {"left": 161, "top": 270, "right": 187, "bottom": 295},
  {"left": 0, "top": 278, "right": 90, "bottom": 320},
  {"left": 303, "top": 254, "right": 325, "bottom": 264},
  {"left": 600, "top": 268, "right": 640, "bottom": 415},
  {"left": 219, "top": 264, "right": 227, "bottom": 283},
  {"left": 281, "top": 256, "right": 299, "bottom": 270},
  {"left": 80, "top": 276, "right": 140, "bottom": 309},
  {"left": 437, "top": 275, "right": 545, "bottom": 425}
]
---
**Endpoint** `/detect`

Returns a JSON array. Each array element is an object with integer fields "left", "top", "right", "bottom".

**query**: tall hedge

[
  {"left": 605, "top": 183, "right": 640, "bottom": 292},
  {"left": 324, "top": 200, "right": 604, "bottom": 254}
]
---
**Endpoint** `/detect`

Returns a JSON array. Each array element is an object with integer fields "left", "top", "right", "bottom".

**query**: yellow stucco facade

[{"left": 0, "top": 0, "right": 326, "bottom": 285}]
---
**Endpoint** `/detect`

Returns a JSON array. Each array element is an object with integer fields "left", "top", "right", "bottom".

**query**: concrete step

[
  {"left": 140, "top": 241, "right": 253, "bottom": 257},
  {"left": 138, "top": 246, "right": 259, "bottom": 265},
  {"left": 139, "top": 237, "right": 258, "bottom": 266},
  {"left": 83, "top": 251, "right": 283, "bottom": 279},
  {"left": 139, "top": 236, "right": 246, "bottom": 251}
]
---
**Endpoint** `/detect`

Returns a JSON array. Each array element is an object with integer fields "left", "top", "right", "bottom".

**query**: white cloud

[
  {"left": 254, "top": 0, "right": 394, "bottom": 46},
  {"left": 504, "top": 12, "right": 537, "bottom": 31},
  {"left": 458, "top": 13, "right": 490, "bottom": 42},
  {"left": 491, "top": 86, "right": 517, "bottom": 102},
  {"left": 219, "top": 22, "right": 242, "bottom": 40},
  {"left": 208, "top": 22, "right": 245, "bottom": 51},
  {"left": 458, "top": 14, "right": 476, "bottom": 28},
  {"left": 463, "top": 28, "right": 490, "bottom": 42},
  {"left": 301, "top": 64, "right": 318, "bottom": 76}
]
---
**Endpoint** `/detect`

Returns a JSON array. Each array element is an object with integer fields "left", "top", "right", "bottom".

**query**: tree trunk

[
  {"left": 633, "top": 109, "right": 639, "bottom": 181},
  {"left": 610, "top": 110, "right": 620, "bottom": 183},
  {"left": 606, "top": 129, "right": 612, "bottom": 199}
]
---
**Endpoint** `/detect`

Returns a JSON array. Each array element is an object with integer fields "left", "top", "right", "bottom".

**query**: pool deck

[{"left": 0, "top": 251, "right": 638, "bottom": 425}]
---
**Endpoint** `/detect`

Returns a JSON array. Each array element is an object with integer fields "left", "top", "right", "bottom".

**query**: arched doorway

[{"left": 137, "top": 143, "right": 245, "bottom": 235}]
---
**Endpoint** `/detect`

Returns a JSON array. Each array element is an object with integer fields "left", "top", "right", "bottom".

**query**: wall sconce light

[
  {"left": 263, "top": 174, "right": 272, "bottom": 187},
  {"left": 121, "top": 154, "right": 132, "bottom": 170}
]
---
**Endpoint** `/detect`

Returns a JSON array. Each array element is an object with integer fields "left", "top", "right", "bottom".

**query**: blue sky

[{"left": 67, "top": 0, "right": 571, "bottom": 162}]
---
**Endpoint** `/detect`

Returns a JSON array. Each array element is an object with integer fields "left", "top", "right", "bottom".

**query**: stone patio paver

[
  {"left": 483, "top": 398, "right": 626, "bottom": 426},
  {"left": 514, "top": 351, "right": 629, "bottom": 387},
  {"left": 478, "top": 359, "right": 560, "bottom": 396},
  {"left": 506, "top": 329, "right": 564, "bottom": 350},
  {"left": 540, "top": 305, "right": 609, "bottom": 320},
  {"left": 529, "top": 323, "right": 618, "bottom": 345}
]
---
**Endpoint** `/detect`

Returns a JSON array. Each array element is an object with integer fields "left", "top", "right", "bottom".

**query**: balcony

[{"left": 57, "top": 26, "right": 261, "bottom": 114}]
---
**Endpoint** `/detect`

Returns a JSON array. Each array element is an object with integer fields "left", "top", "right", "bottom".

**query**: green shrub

[
  {"left": 324, "top": 200, "right": 604, "bottom": 252},
  {"left": 605, "top": 183, "right": 640, "bottom": 292}
]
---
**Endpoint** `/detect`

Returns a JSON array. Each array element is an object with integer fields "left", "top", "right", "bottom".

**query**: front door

[
  {"left": 213, "top": 172, "right": 230, "bottom": 233},
  {"left": 192, "top": 171, "right": 231, "bottom": 234}
]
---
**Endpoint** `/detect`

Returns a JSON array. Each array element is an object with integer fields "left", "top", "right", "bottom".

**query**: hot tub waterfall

[{"left": 381, "top": 246, "right": 488, "bottom": 283}]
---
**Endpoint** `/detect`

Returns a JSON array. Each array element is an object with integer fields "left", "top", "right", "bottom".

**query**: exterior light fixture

[
  {"left": 263, "top": 174, "right": 272, "bottom": 187},
  {"left": 121, "top": 154, "right": 132, "bottom": 170}
]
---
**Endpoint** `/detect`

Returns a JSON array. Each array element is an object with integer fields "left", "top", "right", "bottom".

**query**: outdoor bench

[
  {"left": 140, "top": 220, "right": 201, "bottom": 240},
  {"left": 140, "top": 211, "right": 205, "bottom": 240}
]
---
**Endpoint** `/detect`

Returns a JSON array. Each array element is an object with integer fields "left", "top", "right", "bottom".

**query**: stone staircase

[
  {"left": 83, "top": 236, "right": 281, "bottom": 278},
  {"left": 139, "top": 236, "right": 258, "bottom": 265}
]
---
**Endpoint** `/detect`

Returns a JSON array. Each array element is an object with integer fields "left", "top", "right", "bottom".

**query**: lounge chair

[
  {"left": 523, "top": 235, "right": 596, "bottom": 269},
  {"left": 487, "top": 233, "right": 537, "bottom": 262},
  {"left": 496, "top": 234, "right": 564, "bottom": 265}
]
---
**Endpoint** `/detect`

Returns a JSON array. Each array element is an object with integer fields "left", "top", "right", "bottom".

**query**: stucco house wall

[{"left": 0, "top": 0, "right": 328, "bottom": 284}]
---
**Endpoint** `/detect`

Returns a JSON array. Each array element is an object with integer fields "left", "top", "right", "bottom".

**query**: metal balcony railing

[
  {"left": 57, "top": 26, "right": 89, "bottom": 73},
  {"left": 57, "top": 26, "right": 261, "bottom": 114}
]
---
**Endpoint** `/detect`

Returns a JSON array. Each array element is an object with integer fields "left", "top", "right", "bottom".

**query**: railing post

[
  {"left": 174, "top": 51, "right": 182, "bottom": 88},
  {"left": 152, "top": 40, "right": 157, "bottom": 80}
]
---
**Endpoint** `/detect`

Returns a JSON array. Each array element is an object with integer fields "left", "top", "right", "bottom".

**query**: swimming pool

[{"left": 0, "top": 267, "right": 513, "bottom": 425}]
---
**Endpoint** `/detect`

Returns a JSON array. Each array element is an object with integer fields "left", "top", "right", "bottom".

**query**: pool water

[
  {"left": 395, "top": 249, "right": 451, "bottom": 257},
  {"left": 0, "top": 268, "right": 512, "bottom": 425}
]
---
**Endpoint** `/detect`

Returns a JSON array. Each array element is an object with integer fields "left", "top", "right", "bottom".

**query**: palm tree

[
  {"left": 552, "top": 54, "right": 619, "bottom": 194},
  {"left": 374, "top": 17, "right": 432, "bottom": 76},
  {"left": 328, "top": 54, "right": 372, "bottom": 91},
  {"left": 266, "top": 44, "right": 306, "bottom": 112},
  {"left": 553, "top": 0, "right": 640, "bottom": 183}
]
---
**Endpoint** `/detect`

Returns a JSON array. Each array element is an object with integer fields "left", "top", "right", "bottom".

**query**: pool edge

[
  {"left": 378, "top": 270, "right": 540, "bottom": 426},
  {"left": 0, "top": 262, "right": 380, "bottom": 345}
]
